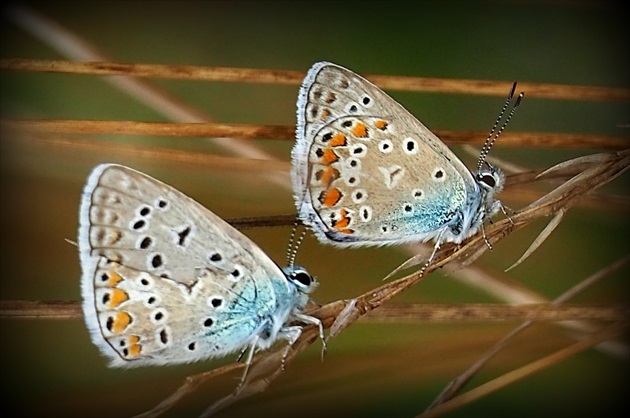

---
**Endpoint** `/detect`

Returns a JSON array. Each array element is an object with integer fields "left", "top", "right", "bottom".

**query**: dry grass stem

[
  {"left": 0, "top": 300, "right": 81, "bottom": 319},
  {"left": 2, "top": 118, "right": 628, "bottom": 149},
  {"left": 4, "top": 300, "right": 626, "bottom": 322},
  {"left": 418, "top": 323, "right": 629, "bottom": 418},
  {"left": 132, "top": 362, "right": 245, "bottom": 418},
  {"left": 2, "top": 131, "right": 290, "bottom": 172},
  {"left": 425, "top": 254, "right": 630, "bottom": 411},
  {"left": 505, "top": 209, "right": 566, "bottom": 271},
  {"left": 3, "top": 58, "right": 630, "bottom": 101}
]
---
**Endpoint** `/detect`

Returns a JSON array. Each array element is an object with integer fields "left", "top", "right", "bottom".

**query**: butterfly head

[{"left": 474, "top": 162, "right": 506, "bottom": 224}]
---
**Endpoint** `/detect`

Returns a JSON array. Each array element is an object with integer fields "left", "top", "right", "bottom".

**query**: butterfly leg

[
  {"left": 235, "top": 345, "right": 249, "bottom": 363},
  {"left": 280, "top": 326, "right": 304, "bottom": 371},
  {"left": 480, "top": 222, "right": 493, "bottom": 251},
  {"left": 235, "top": 336, "right": 260, "bottom": 391},
  {"left": 482, "top": 199, "right": 514, "bottom": 250},
  {"left": 418, "top": 229, "right": 447, "bottom": 277},
  {"left": 498, "top": 201, "right": 515, "bottom": 224},
  {"left": 294, "top": 312, "right": 327, "bottom": 361}
]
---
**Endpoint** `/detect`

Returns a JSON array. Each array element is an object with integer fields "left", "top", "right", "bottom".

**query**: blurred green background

[{"left": 1, "top": 1, "right": 628, "bottom": 417}]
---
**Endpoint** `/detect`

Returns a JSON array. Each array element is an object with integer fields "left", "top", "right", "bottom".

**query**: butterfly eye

[
  {"left": 289, "top": 269, "right": 313, "bottom": 289},
  {"left": 477, "top": 173, "right": 496, "bottom": 188}
]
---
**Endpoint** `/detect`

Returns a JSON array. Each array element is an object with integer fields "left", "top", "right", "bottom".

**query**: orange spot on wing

[
  {"left": 108, "top": 288, "right": 129, "bottom": 308},
  {"left": 351, "top": 122, "right": 368, "bottom": 138},
  {"left": 329, "top": 133, "right": 347, "bottom": 147},
  {"left": 374, "top": 120, "right": 389, "bottom": 130},
  {"left": 105, "top": 271, "right": 123, "bottom": 287},
  {"left": 124, "top": 336, "right": 142, "bottom": 357},
  {"left": 320, "top": 108, "right": 331, "bottom": 121},
  {"left": 334, "top": 216, "right": 350, "bottom": 229},
  {"left": 112, "top": 312, "right": 131, "bottom": 335},
  {"left": 321, "top": 148, "right": 339, "bottom": 165},
  {"left": 316, "top": 167, "right": 339, "bottom": 187},
  {"left": 333, "top": 209, "right": 351, "bottom": 229},
  {"left": 338, "top": 228, "right": 354, "bottom": 235},
  {"left": 320, "top": 188, "right": 343, "bottom": 207},
  {"left": 128, "top": 342, "right": 142, "bottom": 357}
]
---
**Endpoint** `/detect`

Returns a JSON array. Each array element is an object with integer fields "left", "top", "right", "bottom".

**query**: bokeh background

[{"left": 1, "top": 1, "right": 628, "bottom": 417}]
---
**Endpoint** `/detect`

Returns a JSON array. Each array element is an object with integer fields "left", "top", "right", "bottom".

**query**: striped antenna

[
  {"left": 477, "top": 82, "right": 524, "bottom": 171},
  {"left": 286, "top": 220, "right": 306, "bottom": 268}
]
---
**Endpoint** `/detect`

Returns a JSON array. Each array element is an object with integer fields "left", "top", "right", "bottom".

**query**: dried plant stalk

[
  {"left": 2, "top": 58, "right": 630, "bottom": 101},
  {"left": 418, "top": 323, "right": 629, "bottom": 418},
  {"left": 425, "top": 254, "right": 630, "bottom": 412},
  {"left": 4, "top": 300, "right": 626, "bottom": 322},
  {"left": 2, "top": 118, "right": 628, "bottom": 148}
]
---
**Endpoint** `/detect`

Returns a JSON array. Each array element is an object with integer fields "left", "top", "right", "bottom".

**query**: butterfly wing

[
  {"left": 79, "top": 164, "right": 292, "bottom": 367},
  {"left": 292, "top": 62, "right": 479, "bottom": 246}
]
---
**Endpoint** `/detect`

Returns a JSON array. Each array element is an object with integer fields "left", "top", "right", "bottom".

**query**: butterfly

[
  {"left": 291, "top": 62, "right": 521, "bottom": 267},
  {"left": 78, "top": 164, "right": 323, "bottom": 382}
]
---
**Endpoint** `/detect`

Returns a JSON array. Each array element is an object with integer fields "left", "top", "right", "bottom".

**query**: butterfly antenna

[
  {"left": 286, "top": 220, "right": 299, "bottom": 268},
  {"left": 288, "top": 229, "right": 307, "bottom": 269},
  {"left": 477, "top": 82, "right": 522, "bottom": 171},
  {"left": 483, "top": 90, "right": 524, "bottom": 169},
  {"left": 287, "top": 219, "right": 307, "bottom": 268}
]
